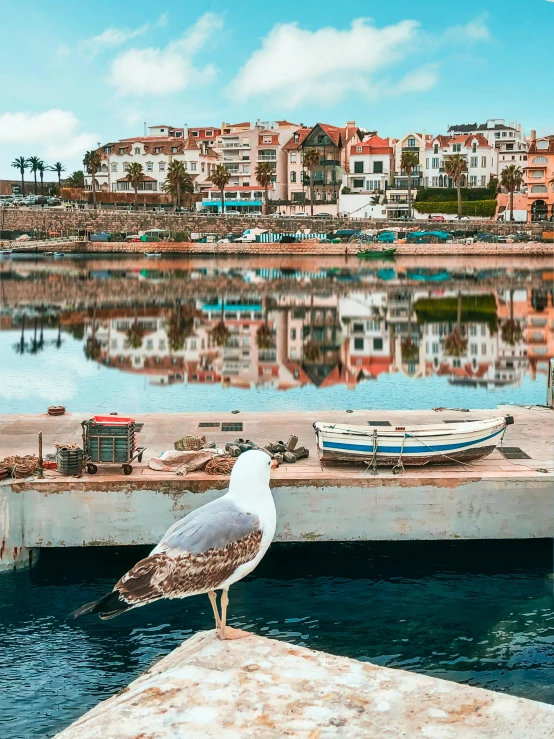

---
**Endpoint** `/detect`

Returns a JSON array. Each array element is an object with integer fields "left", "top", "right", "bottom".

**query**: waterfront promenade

[
  {"left": 1, "top": 406, "right": 552, "bottom": 570},
  {"left": 55, "top": 630, "right": 554, "bottom": 738}
]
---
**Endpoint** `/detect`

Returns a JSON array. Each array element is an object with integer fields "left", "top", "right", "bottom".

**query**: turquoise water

[
  {"left": 1, "top": 541, "right": 553, "bottom": 739},
  {"left": 0, "top": 330, "right": 544, "bottom": 414}
]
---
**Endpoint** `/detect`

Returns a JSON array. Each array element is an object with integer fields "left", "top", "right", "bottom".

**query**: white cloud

[
  {"left": 230, "top": 16, "right": 490, "bottom": 108},
  {"left": 109, "top": 13, "right": 222, "bottom": 96},
  {"left": 0, "top": 110, "right": 97, "bottom": 176},
  {"left": 79, "top": 13, "right": 168, "bottom": 57}
]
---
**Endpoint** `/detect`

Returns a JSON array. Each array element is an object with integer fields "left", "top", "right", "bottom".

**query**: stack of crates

[{"left": 84, "top": 416, "right": 136, "bottom": 464}]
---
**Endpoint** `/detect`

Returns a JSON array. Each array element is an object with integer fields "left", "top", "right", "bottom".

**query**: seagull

[{"left": 74, "top": 449, "right": 276, "bottom": 640}]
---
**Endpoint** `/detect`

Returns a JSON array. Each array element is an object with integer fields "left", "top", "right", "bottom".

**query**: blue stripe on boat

[{"left": 321, "top": 427, "right": 504, "bottom": 454}]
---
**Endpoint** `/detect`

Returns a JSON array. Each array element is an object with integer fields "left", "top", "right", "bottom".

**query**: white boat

[
  {"left": 144, "top": 252, "right": 162, "bottom": 258},
  {"left": 0, "top": 249, "right": 13, "bottom": 257},
  {"left": 313, "top": 415, "right": 513, "bottom": 466}
]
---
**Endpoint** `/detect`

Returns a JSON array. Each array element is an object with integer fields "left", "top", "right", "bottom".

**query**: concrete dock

[
  {"left": 54, "top": 630, "right": 554, "bottom": 738},
  {"left": 1, "top": 406, "right": 552, "bottom": 570}
]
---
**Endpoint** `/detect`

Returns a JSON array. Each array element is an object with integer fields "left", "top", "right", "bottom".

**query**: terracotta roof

[
  {"left": 350, "top": 135, "right": 393, "bottom": 155},
  {"left": 183, "top": 132, "right": 199, "bottom": 150},
  {"left": 116, "top": 174, "right": 157, "bottom": 182},
  {"left": 427, "top": 133, "right": 492, "bottom": 150},
  {"left": 317, "top": 123, "right": 345, "bottom": 147},
  {"left": 283, "top": 128, "right": 311, "bottom": 151},
  {"left": 275, "top": 120, "right": 299, "bottom": 127}
]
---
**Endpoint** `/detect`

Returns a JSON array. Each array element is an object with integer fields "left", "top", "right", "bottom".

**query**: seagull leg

[
  {"left": 208, "top": 590, "right": 222, "bottom": 630},
  {"left": 217, "top": 588, "right": 251, "bottom": 640}
]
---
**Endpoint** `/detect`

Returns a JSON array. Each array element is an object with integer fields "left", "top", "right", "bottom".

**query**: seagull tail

[{"left": 73, "top": 589, "right": 132, "bottom": 620}]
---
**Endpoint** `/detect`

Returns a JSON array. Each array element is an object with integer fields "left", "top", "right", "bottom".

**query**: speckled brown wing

[{"left": 115, "top": 527, "right": 263, "bottom": 606}]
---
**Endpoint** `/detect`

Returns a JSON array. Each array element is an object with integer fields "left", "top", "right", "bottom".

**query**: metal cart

[{"left": 82, "top": 416, "right": 146, "bottom": 475}]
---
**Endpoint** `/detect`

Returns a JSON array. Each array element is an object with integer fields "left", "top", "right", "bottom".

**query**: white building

[
  {"left": 447, "top": 119, "right": 528, "bottom": 176},
  {"left": 85, "top": 124, "right": 219, "bottom": 195},
  {"left": 423, "top": 134, "right": 497, "bottom": 189}
]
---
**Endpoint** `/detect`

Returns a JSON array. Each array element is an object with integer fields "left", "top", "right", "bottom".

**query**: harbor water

[{"left": 1, "top": 541, "right": 553, "bottom": 739}]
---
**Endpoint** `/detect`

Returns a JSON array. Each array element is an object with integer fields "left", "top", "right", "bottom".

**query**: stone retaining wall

[{"left": 1, "top": 208, "right": 549, "bottom": 238}]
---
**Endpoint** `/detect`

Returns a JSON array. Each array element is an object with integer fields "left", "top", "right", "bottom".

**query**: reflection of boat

[
  {"left": 357, "top": 247, "right": 397, "bottom": 259},
  {"left": 0, "top": 249, "right": 13, "bottom": 257},
  {"left": 377, "top": 268, "right": 395, "bottom": 280},
  {"left": 53, "top": 252, "right": 64, "bottom": 258},
  {"left": 144, "top": 252, "right": 162, "bottom": 258},
  {"left": 407, "top": 270, "right": 450, "bottom": 282},
  {"left": 314, "top": 415, "right": 513, "bottom": 466}
]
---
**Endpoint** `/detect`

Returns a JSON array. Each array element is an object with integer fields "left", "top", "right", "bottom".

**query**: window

[
  {"left": 354, "top": 161, "right": 364, "bottom": 173},
  {"left": 407, "top": 137, "right": 416, "bottom": 147},
  {"left": 290, "top": 152, "right": 297, "bottom": 163},
  {"left": 373, "top": 161, "right": 383, "bottom": 174},
  {"left": 111, "top": 162, "right": 117, "bottom": 172},
  {"left": 434, "top": 144, "right": 438, "bottom": 154},
  {"left": 354, "top": 338, "right": 364, "bottom": 351},
  {"left": 243, "top": 181, "right": 250, "bottom": 186},
  {"left": 426, "top": 158, "right": 429, "bottom": 169},
  {"left": 263, "top": 136, "right": 272, "bottom": 143},
  {"left": 452, "top": 144, "right": 462, "bottom": 153},
  {"left": 502, "top": 132, "right": 507, "bottom": 137},
  {"left": 470, "top": 326, "right": 477, "bottom": 336},
  {"left": 123, "top": 162, "right": 130, "bottom": 171},
  {"left": 373, "top": 337, "right": 383, "bottom": 351},
  {"left": 470, "top": 157, "right": 478, "bottom": 167},
  {"left": 531, "top": 185, "right": 548, "bottom": 193},
  {"left": 243, "top": 165, "right": 250, "bottom": 174},
  {"left": 171, "top": 146, "right": 178, "bottom": 153},
  {"left": 201, "top": 163, "right": 205, "bottom": 172},
  {"left": 159, "top": 162, "right": 166, "bottom": 171},
  {"left": 470, "top": 175, "right": 477, "bottom": 186},
  {"left": 290, "top": 171, "right": 297, "bottom": 183},
  {"left": 353, "top": 179, "right": 364, "bottom": 189},
  {"left": 481, "top": 176, "right": 486, "bottom": 186},
  {"left": 353, "top": 323, "right": 364, "bottom": 333},
  {"left": 432, "top": 342, "right": 439, "bottom": 354},
  {"left": 472, "top": 143, "right": 477, "bottom": 153},
  {"left": 134, "top": 147, "right": 140, "bottom": 154},
  {"left": 104, "top": 146, "right": 112, "bottom": 154},
  {"left": 536, "top": 141, "right": 549, "bottom": 150},
  {"left": 290, "top": 329, "right": 297, "bottom": 340},
  {"left": 495, "top": 132, "right": 500, "bottom": 138},
  {"left": 470, "top": 343, "right": 478, "bottom": 355},
  {"left": 531, "top": 170, "right": 544, "bottom": 178},
  {"left": 481, "top": 343, "right": 487, "bottom": 355},
  {"left": 190, "top": 162, "right": 196, "bottom": 171},
  {"left": 432, "top": 157, "right": 439, "bottom": 168},
  {"left": 533, "top": 156, "right": 548, "bottom": 164},
  {"left": 205, "top": 130, "right": 213, "bottom": 137},
  {"left": 432, "top": 176, "right": 438, "bottom": 186},
  {"left": 356, "top": 146, "right": 362, "bottom": 153},
  {"left": 293, "top": 133, "right": 299, "bottom": 143},
  {"left": 481, "top": 325, "right": 486, "bottom": 336},
  {"left": 118, "top": 148, "right": 125, "bottom": 155},
  {"left": 506, "top": 143, "right": 514, "bottom": 151},
  {"left": 146, "top": 162, "right": 153, "bottom": 172}
]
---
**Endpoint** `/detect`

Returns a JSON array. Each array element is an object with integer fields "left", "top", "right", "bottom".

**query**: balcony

[
  {"left": 525, "top": 331, "right": 547, "bottom": 344},
  {"left": 258, "top": 156, "right": 277, "bottom": 162},
  {"left": 219, "top": 141, "right": 242, "bottom": 148}
]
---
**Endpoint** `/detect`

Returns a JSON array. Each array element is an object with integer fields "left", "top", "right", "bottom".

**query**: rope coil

[
  {"left": 205, "top": 456, "right": 237, "bottom": 475},
  {"left": 0, "top": 455, "right": 39, "bottom": 479}
]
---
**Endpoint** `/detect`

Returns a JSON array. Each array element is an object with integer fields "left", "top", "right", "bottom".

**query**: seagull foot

[{"left": 217, "top": 626, "right": 251, "bottom": 640}]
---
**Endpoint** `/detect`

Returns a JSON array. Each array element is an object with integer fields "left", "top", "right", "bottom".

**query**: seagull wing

[{"left": 95, "top": 498, "right": 262, "bottom": 616}]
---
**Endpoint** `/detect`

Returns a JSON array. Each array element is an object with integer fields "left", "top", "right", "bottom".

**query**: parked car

[
  {"left": 224, "top": 210, "right": 241, "bottom": 216},
  {"left": 428, "top": 215, "right": 445, "bottom": 222},
  {"left": 47, "top": 198, "right": 62, "bottom": 206},
  {"left": 89, "top": 231, "right": 111, "bottom": 242},
  {"left": 288, "top": 211, "right": 309, "bottom": 218},
  {"left": 315, "top": 212, "right": 333, "bottom": 219},
  {"left": 248, "top": 211, "right": 263, "bottom": 217}
]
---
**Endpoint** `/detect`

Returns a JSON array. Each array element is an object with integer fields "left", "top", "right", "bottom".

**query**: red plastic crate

[{"left": 92, "top": 415, "right": 135, "bottom": 425}]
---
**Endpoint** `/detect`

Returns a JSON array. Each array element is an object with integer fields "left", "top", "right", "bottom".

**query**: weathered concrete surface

[
  {"left": 54, "top": 631, "right": 554, "bottom": 738},
  {"left": 1, "top": 407, "right": 552, "bottom": 570}
]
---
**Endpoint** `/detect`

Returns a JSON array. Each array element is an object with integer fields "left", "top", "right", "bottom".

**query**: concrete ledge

[{"left": 54, "top": 630, "right": 554, "bottom": 738}]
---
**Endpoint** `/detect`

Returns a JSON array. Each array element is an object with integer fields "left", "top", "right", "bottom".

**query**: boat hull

[{"left": 314, "top": 417, "right": 508, "bottom": 467}]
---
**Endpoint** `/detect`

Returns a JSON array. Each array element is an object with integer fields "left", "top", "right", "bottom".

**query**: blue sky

[{"left": 0, "top": 0, "right": 553, "bottom": 178}]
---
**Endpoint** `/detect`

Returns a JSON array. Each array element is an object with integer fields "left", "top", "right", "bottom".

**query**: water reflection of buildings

[{"left": 78, "top": 284, "right": 554, "bottom": 392}]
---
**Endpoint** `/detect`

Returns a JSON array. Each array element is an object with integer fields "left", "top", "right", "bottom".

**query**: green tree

[
  {"left": 444, "top": 292, "right": 468, "bottom": 357},
  {"left": 444, "top": 154, "right": 468, "bottom": 219},
  {"left": 126, "top": 311, "right": 145, "bottom": 349},
  {"left": 11, "top": 156, "right": 28, "bottom": 196},
  {"left": 254, "top": 161, "right": 274, "bottom": 215},
  {"left": 400, "top": 151, "right": 419, "bottom": 220},
  {"left": 65, "top": 170, "right": 85, "bottom": 188},
  {"left": 162, "top": 160, "right": 194, "bottom": 210},
  {"left": 302, "top": 148, "right": 320, "bottom": 216},
  {"left": 126, "top": 162, "right": 144, "bottom": 210},
  {"left": 500, "top": 165, "right": 523, "bottom": 222},
  {"left": 83, "top": 150, "right": 102, "bottom": 209},
  {"left": 211, "top": 164, "right": 231, "bottom": 215},
  {"left": 28, "top": 155, "right": 42, "bottom": 195},
  {"left": 49, "top": 162, "right": 66, "bottom": 190}
]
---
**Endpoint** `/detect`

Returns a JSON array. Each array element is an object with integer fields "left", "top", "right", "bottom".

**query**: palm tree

[
  {"left": 37, "top": 160, "right": 46, "bottom": 194},
  {"left": 126, "top": 162, "right": 144, "bottom": 210},
  {"left": 444, "top": 154, "right": 468, "bottom": 219},
  {"left": 501, "top": 289, "right": 522, "bottom": 346},
  {"left": 11, "top": 156, "right": 28, "bottom": 196},
  {"left": 211, "top": 164, "right": 231, "bottom": 215},
  {"left": 254, "top": 161, "right": 274, "bottom": 215},
  {"left": 302, "top": 149, "right": 320, "bottom": 216},
  {"left": 400, "top": 151, "right": 419, "bottom": 220},
  {"left": 126, "top": 311, "right": 145, "bottom": 349},
  {"left": 28, "top": 156, "right": 42, "bottom": 195},
  {"left": 65, "top": 170, "right": 85, "bottom": 188},
  {"left": 162, "top": 161, "right": 194, "bottom": 211},
  {"left": 50, "top": 162, "right": 66, "bottom": 190},
  {"left": 500, "top": 165, "right": 523, "bottom": 222},
  {"left": 166, "top": 300, "right": 195, "bottom": 351},
  {"left": 83, "top": 150, "right": 102, "bottom": 209},
  {"left": 444, "top": 292, "right": 468, "bottom": 357}
]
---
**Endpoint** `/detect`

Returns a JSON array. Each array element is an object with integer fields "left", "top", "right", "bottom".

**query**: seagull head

[{"left": 229, "top": 449, "right": 273, "bottom": 493}]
